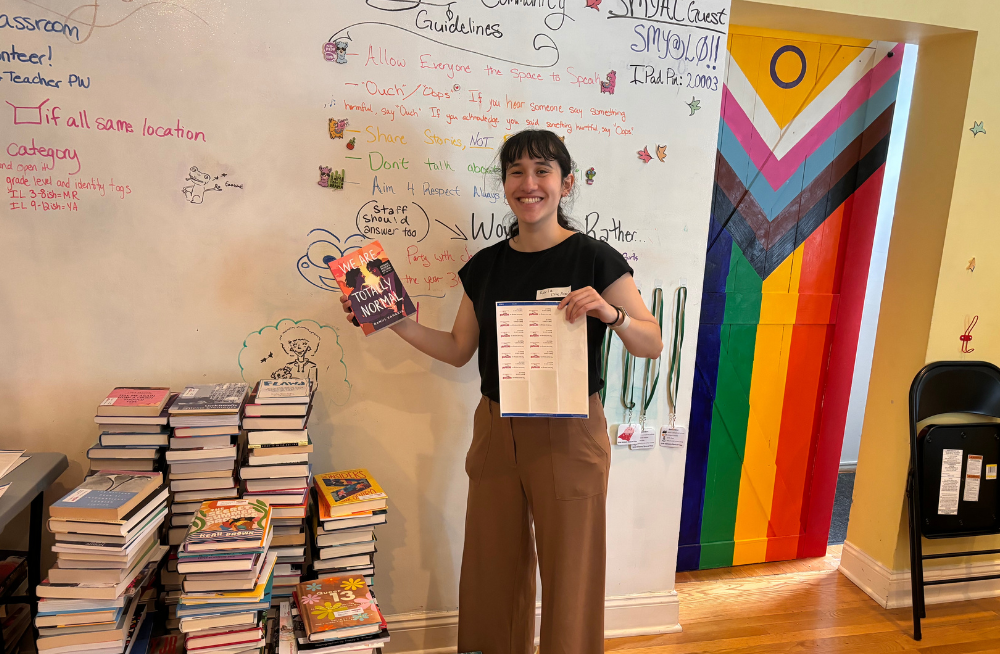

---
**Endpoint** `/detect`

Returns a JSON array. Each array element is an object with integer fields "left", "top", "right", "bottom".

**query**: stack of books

[
  {"left": 289, "top": 575, "right": 389, "bottom": 652},
  {"left": 89, "top": 388, "right": 175, "bottom": 473},
  {"left": 176, "top": 499, "right": 276, "bottom": 653},
  {"left": 0, "top": 552, "right": 29, "bottom": 653},
  {"left": 311, "top": 470, "right": 386, "bottom": 588},
  {"left": 165, "top": 384, "right": 248, "bottom": 548},
  {"left": 35, "top": 472, "right": 169, "bottom": 654},
  {"left": 238, "top": 379, "right": 314, "bottom": 601}
]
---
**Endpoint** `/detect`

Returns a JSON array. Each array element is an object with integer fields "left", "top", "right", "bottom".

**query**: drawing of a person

[{"left": 271, "top": 326, "right": 320, "bottom": 383}]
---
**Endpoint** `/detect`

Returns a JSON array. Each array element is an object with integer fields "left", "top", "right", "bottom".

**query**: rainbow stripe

[{"left": 678, "top": 29, "right": 902, "bottom": 571}]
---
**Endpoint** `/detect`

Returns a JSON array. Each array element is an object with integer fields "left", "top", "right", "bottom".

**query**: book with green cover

[{"left": 184, "top": 499, "right": 271, "bottom": 552}]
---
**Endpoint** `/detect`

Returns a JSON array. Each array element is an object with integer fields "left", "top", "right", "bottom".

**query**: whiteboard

[{"left": 1, "top": 0, "right": 730, "bottom": 625}]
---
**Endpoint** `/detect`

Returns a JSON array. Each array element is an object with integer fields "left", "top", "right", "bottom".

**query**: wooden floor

[{"left": 605, "top": 546, "right": 1000, "bottom": 653}]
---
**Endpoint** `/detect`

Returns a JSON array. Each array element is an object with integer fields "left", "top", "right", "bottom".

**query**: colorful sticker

[
  {"left": 329, "top": 118, "right": 348, "bottom": 139},
  {"left": 600, "top": 70, "right": 616, "bottom": 94},
  {"left": 585, "top": 167, "right": 596, "bottom": 185}
]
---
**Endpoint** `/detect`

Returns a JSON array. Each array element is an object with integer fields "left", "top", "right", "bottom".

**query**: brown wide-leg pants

[{"left": 458, "top": 393, "right": 611, "bottom": 654}]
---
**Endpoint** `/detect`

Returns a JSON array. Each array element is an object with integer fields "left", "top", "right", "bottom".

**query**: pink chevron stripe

[{"left": 722, "top": 43, "right": 903, "bottom": 189}]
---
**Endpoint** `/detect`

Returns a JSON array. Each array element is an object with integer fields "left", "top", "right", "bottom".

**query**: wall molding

[
  {"left": 839, "top": 461, "right": 858, "bottom": 473},
  {"left": 383, "top": 590, "right": 680, "bottom": 653},
  {"left": 839, "top": 540, "right": 1000, "bottom": 609}
]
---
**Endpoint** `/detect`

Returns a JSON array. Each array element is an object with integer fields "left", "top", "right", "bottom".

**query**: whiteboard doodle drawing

[
  {"left": 271, "top": 325, "right": 320, "bottom": 382},
  {"left": 297, "top": 229, "right": 365, "bottom": 292},
  {"left": 182, "top": 166, "right": 216, "bottom": 203},
  {"left": 239, "top": 319, "right": 351, "bottom": 405}
]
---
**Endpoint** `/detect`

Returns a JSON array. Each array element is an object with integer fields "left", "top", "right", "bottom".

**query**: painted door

[{"left": 677, "top": 27, "right": 904, "bottom": 571}]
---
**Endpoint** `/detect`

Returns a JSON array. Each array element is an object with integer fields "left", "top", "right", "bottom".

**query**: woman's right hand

[{"left": 340, "top": 294, "right": 358, "bottom": 326}]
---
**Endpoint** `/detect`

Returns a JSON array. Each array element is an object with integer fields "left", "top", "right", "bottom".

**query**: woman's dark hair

[
  {"left": 499, "top": 130, "right": 577, "bottom": 238},
  {"left": 344, "top": 268, "right": 364, "bottom": 290}
]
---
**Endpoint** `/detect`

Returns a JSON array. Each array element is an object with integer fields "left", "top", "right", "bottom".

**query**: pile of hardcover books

[
  {"left": 289, "top": 575, "right": 389, "bottom": 652},
  {"left": 311, "top": 470, "right": 386, "bottom": 588},
  {"left": 166, "top": 383, "right": 249, "bottom": 544},
  {"left": 238, "top": 379, "right": 314, "bottom": 602},
  {"left": 35, "top": 471, "right": 169, "bottom": 654},
  {"left": 162, "top": 383, "right": 248, "bottom": 629},
  {"left": 0, "top": 552, "right": 30, "bottom": 653},
  {"left": 176, "top": 499, "right": 276, "bottom": 653},
  {"left": 89, "top": 388, "right": 175, "bottom": 474}
]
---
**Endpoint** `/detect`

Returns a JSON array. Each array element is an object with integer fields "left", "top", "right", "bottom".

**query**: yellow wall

[{"left": 735, "top": 0, "right": 995, "bottom": 571}]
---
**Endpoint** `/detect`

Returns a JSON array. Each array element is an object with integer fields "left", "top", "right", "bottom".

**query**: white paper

[
  {"left": 938, "top": 448, "right": 962, "bottom": 515},
  {"left": 536, "top": 286, "right": 571, "bottom": 300},
  {"left": 964, "top": 454, "right": 983, "bottom": 502},
  {"left": 0, "top": 450, "right": 25, "bottom": 479},
  {"left": 497, "top": 302, "right": 588, "bottom": 418},
  {"left": 630, "top": 427, "right": 657, "bottom": 450},
  {"left": 660, "top": 426, "right": 687, "bottom": 448}
]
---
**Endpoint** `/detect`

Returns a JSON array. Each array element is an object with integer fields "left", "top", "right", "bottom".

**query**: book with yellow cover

[{"left": 314, "top": 470, "right": 387, "bottom": 519}]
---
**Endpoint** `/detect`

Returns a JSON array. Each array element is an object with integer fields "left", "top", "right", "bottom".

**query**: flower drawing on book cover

[
  {"left": 321, "top": 477, "right": 371, "bottom": 502},
  {"left": 327, "top": 240, "right": 416, "bottom": 336},
  {"left": 311, "top": 602, "right": 346, "bottom": 621}
]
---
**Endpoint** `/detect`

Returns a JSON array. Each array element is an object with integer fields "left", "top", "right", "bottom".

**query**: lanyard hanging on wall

[
  {"left": 599, "top": 328, "right": 615, "bottom": 406},
  {"left": 619, "top": 339, "right": 636, "bottom": 425},
  {"left": 638, "top": 287, "right": 664, "bottom": 429},
  {"left": 665, "top": 286, "right": 688, "bottom": 428}
]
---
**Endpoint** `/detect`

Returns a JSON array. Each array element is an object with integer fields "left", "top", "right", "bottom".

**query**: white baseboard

[
  {"left": 383, "top": 590, "right": 680, "bottom": 654},
  {"left": 839, "top": 540, "right": 1000, "bottom": 609}
]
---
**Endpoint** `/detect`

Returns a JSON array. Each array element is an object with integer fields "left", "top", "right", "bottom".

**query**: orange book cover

[
  {"left": 327, "top": 240, "right": 415, "bottom": 336},
  {"left": 294, "top": 575, "right": 381, "bottom": 637}
]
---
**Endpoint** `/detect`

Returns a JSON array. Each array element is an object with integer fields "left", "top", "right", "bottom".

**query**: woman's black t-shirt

[{"left": 458, "top": 232, "right": 634, "bottom": 402}]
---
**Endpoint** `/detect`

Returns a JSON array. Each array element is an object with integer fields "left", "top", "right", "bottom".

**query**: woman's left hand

[{"left": 558, "top": 286, "right": 617, "bottom": 324}]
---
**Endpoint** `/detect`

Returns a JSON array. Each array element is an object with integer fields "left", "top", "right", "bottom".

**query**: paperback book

[
  {"left": 315, "top": 470, "right": 387, "bottom": 519},
  {"left": 327, "top": 240, "right": 415, "bottom": 336},
  {"left": 97, "top": 388, "right": 172, "bottom": 417},
  {"left": 184, "top": 499, "right": 272, "bottom": 550}
]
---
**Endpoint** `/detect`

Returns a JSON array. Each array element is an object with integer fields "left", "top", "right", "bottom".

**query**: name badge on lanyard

[{"left": 536, "top": 286, "right": 571, "bottom": 301}]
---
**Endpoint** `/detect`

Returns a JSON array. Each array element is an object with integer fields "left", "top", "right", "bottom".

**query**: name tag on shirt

[{"left": 536, "top": 286, "right": 571, "bottom": 300}]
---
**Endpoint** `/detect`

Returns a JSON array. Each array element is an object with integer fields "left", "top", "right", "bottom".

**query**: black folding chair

[{"left": 908, "top": 361, "right": 1000, "bottom": 640}]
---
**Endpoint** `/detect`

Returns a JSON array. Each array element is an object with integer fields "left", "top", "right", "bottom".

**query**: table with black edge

[{"left": 0, "top": 452, "right": 68, "bottom": 651}]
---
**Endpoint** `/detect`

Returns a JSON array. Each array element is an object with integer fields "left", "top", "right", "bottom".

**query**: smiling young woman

[{"left": 339, "top": 129, "right": 662, "bottom": 654}]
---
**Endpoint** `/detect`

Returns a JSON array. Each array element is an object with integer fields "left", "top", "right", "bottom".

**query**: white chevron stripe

[{"left": 725, "top": 40, "right": 891, "bottom": 159}]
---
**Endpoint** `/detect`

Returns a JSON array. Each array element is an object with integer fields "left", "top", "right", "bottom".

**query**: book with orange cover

[
  {"left": 293, "top": 575, "right": 381, "bottom": 641},
  {"left": 314, "top": 470, "right": 387, "bottom": 520},
  {"left": 327, "top": 240, "right": 415, "bottom": 336}
]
